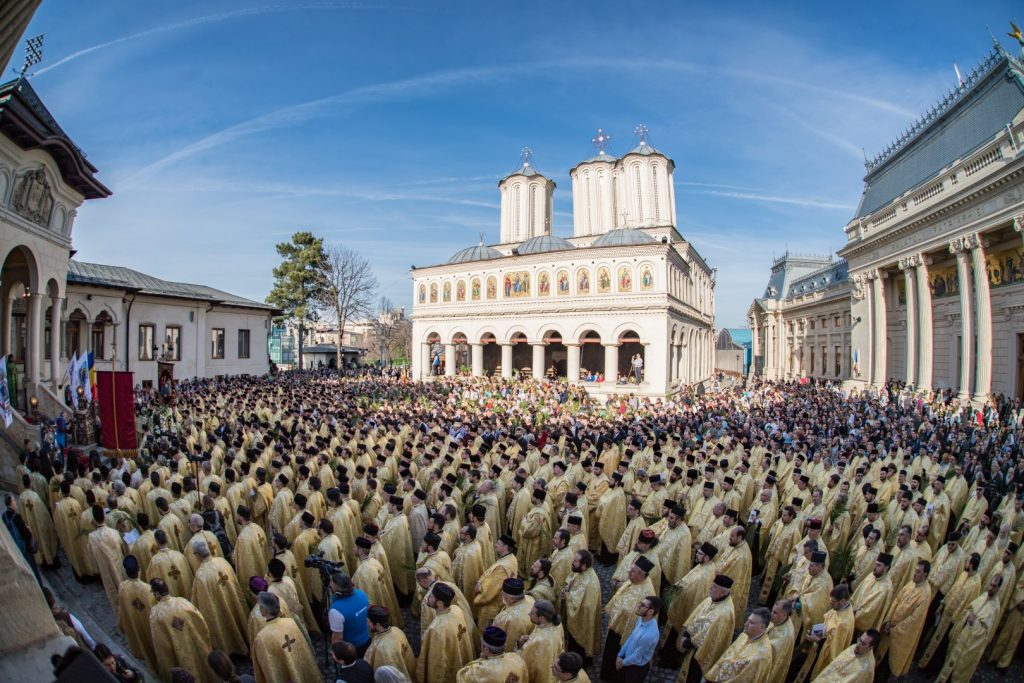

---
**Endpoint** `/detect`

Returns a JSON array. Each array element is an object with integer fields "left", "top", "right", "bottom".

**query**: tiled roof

[
  {"left": 856, "top": 47, "right": 1024, "bottom": 218},
  {"left": 67, "top": 260, "right": 275, "bottom": 310}
]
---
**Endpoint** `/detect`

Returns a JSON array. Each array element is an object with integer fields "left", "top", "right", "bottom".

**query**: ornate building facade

[
  {"left": 750, "top": 44, "right": 1024, "bottom": 400},
  {"left": 411, "top": 130, "right": 716, "bottom": 396}
]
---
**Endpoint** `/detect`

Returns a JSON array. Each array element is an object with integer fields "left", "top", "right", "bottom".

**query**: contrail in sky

[{"left": 34, "top": 2, "right": 383, "bottom": 76}]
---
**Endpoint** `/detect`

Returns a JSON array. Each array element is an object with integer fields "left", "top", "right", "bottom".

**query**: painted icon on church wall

[
  {"left": 986, "top": 244, "right": 1024, "bottom": 288},
  {"left": 442, "top": 282, "right": 452, "bottom": 302},
  {"left": 538, "top": 271, "right": 551, "bottom": 296},
  {"left": 486, "top": 276, "right": 497, "bottom": 299},
  {"left": 618, "top": 266, "right": 632, "bottom": 292},
  {"left": 456, "top": 280, "right": 466, "bottom": 302},
  {"left": 929, "top": 262, "right": 958, "bottom": 298},
  {"left": 557, "top": 270, "right": 570, "bottom": 295},
  {"left": 429, "top": 283, "right": 438, "bottom": 303},
  {"left": 503, "top": 271, "right": 530, "bottom": 298},
  {"left": 419, "top": 284, "right": 426, "bottom": 303},
  {"left": 577, "top": 269, "right": 590, "bottom": 294},
  {"left": 640, "top": 265, "right": 654, "bottom": 291},
  {"left": 471, "top": 278, "right": 481, "bottom": 301},
  {"left": 597, "top": 266, "right": 611, "bottom": 293}
]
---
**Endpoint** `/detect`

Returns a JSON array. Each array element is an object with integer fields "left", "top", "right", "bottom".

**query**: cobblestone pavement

[{"left": 44, "top": 547, "right": 1024, "bottom": 683}]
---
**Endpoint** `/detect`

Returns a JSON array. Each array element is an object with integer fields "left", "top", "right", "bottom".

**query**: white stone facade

[{"left": 412, "top": 133, "right": 715, "bottom": 397}]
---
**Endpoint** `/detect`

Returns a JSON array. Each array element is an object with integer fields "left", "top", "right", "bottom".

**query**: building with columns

[
  {"left": 410, "top": 129, "right": 716, "bottom": 397},
  {"left": 750, "top": 43, "right": 1024, "bottom": 401}
]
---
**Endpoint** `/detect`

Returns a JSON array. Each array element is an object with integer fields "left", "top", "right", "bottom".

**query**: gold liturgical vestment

[
  {"left": 656, "top": 523, "right": 693, "bottom": 586},
  {"left": 54, "top": 497, "right": 87, "bottom": 576},
  {"left": 881, "top": 579, "right": 931, "bottom": 677},
  {"left": 518, "top": 505, "right": 553, "bottom": 572},
  {"left": 417, "top": 606, "right": 477, "bottom": 683},
  {"left": 117, "top": 577, "right": 158, "bottom": 674},
  {"left": 605, "top": 577, "right": 655, "bottom": 640},
  {"left": 149, "top": 595, "right": 217, "bottom": 683},
  {"left": 88, "top": 524, "right": 126, "bottom": 614},
  {"left": 191, "top": 557, "right": 250, "bottom": 656},
  {"left": 251, "top": 616, "right": 321, "bottom": 683},
  {"left": 811, "top": 644, "right": 874, "bottom": 683},
  {"left": 454, "top": 540, "right": 486, "bottom": 608},
  {"left": 381, "top": 513, "right": 415, "bottom": 595},
  {"left": 492, "top": 595, "right": 535, "bottom": 650},
  {"left": 665, "top": 562, "right": 716, "bottom": 640},
  {"left": 233, "top": 522, "right": 268, "bottom": 594},
  {"left": 765, "top": 617, "right": 796, "bottom": 683},
  {"left": 563, "top": 567, "right": 602, "bottom": 656},
  {"left": 456, "top": 651, "right": 530, "bottom": 683},
  {"left": 850, "top": 573, "right": 892, "bottom": 632},
  {"left": 676, "top": 597, "right": 735, "bottom": 683},
  {"left": 147, "top": 548, "right": 195, "bottom": 599},
  {"left": 365, "top": 626, "right": 417, "bottom": 681},
  {"left": 355, "top": 556, "right": 403, "bottom": 623},
  {"left": 421, "top": 581, "right": 480, "bottom": 645},
  {"left": 521, "top": 621, "right": 565, "bottom": 683},
  {"left": 715, "top": 541, "right": 752, "bottom": 624},
  {"left": 703, "top": 631, "right": 773, "bottom": 683},
  {"left": 474, "top": 553, "right": 519, "bottom": 626},
  {"left": 917, "top": 570, "right": 981, "bottom": 668},
  {"left": 989, "top": 570, "right": 1024, "bottom": 669},
  {"left": 938, "top": 592, "right": 1000, "bottom": 683}
]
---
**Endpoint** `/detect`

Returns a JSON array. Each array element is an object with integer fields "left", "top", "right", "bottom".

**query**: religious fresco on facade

[
  {"left": 557, "top": 270, "right": 570, "bottom": 295},
  {"left": 929, "top": 262, "right": 959, "bottom": 298},
  {"left": 419, "top": 284, "right": 426, "bottom": 303},
  {"left": 486, "top": 276, "right": 497, "bottom": 299},
  {"left": 985, "top": 244, "right": 1024, "bottom": 288},
  {"left": 597, "top": 266, "right": 611, "bottom": 293},
  {"left": 503, "top": 271, "right": 530, "bottom": 297},
  {"left": 456, "top": 280, "right": 466, "bottom": 302},
  {"left": 471, "top": 278, "right": 481, "bottom": 301},
  {"left": 618, "top": 266, "right": 632, "bottom": 292},
  {"left": 576, "top": 269, "right": 590, "bottom": 294},
  {"left": 640, "top": 264, "right": 654, "bottom": 291},
  {"left": 442, "top": 282, "right": 452, "bottom": 302},
  {"left": 538, "top": 271, "right": 551, "bottom": 296},
  {"left": 429, "top": 283, "right": 438, "bottom": 303}
]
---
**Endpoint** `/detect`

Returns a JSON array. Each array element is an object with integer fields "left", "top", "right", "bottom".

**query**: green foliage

[
  {"left": 829, "top": 544, "right": 855, "bottom": 585},
  {"left": 266, "top": 231, "right": 329, "bottom": 324}
]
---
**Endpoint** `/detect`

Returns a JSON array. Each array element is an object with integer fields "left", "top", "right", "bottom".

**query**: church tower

[
  {"left": 615, "top": 125, "right": 676, "bottom": 229},
  {"left": 499, "top": 147, "right": 555, "bottom": 244},
  {"left": 570, "top": 128, "right": 618, "bottom": 236}
]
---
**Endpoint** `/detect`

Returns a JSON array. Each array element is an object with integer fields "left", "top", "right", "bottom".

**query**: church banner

[
  {"left": 0, "top": 357, "right": 12, "bottom": 428},
  {"left": 96, "top": 370, "right": 137, "bottom": 455}
]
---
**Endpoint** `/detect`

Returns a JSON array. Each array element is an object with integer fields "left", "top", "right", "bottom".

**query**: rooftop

[{"left": 67, "top": 260, "right": 276, "bottom": 310}]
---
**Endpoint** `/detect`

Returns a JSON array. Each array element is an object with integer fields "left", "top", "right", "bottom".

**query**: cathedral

[{"left": 410, "top": 128, "right": 716, "bottom": 397}]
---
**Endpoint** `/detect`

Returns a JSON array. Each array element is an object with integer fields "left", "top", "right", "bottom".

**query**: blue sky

[{"left": 9, "top": 0, "right": 1021, "bottom": 326}]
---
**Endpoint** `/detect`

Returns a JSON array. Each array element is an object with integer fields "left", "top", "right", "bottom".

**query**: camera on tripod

[{"left": 304, "top": 552, "right": 344, "bottom": 574}]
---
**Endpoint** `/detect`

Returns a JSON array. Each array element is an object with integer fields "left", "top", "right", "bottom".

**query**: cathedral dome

[
  {"left": 448, "top": 243, "right": 503, "bottom": 264},
  {"left": 592, "top": 228, "right": 657, "bottom": 247},
  {"left": 517, "top": 235, "right": 575, "bottom": 255}
]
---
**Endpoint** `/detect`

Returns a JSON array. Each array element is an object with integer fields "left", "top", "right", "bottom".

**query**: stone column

[
  {"left": 970, "top": 237, "right": 992, "bottom": 402},
  {"left": 915, "top": 257, "right": 933, "bottom": 391},
  {"left": 604, "top": 343, "right": 619, "bottom": 384},
  {"left": 531, "top": 343, "right": 546, "bottom": 380},
  {"left": 444, "top": 343, "right": 456, "bottom": 377},
  {"left": 27, "top": 291, "right": 43, "bottom": 384},
  {"left": 500, "top": 343, "right": 513, "bottom": 379},
  {"left": 898, "top": 256, "right": 919, "bottom": 386},
  {"left": 470, "top": 343, "right": 484, "bottom": 377},
  {"left": 1015, "top": 213, "right": 1024, "bottom": 245},
  {"left": 49, "top": 296, "right": 63, "bottom": 393},
  {"left": 420, "top": 343, "right": 430, "bottom": 379},
  {"left": 871, "top": 272, "right": 887, "bottom": 388},
  {"left": 565, "top": 343, "right": 581, "bottom": 384},
  {"left": 1, "top": 294, "right": 12, "bottom": 356},
  {"left": 951, "top": 236, "right": 975, "bottom": 402}
]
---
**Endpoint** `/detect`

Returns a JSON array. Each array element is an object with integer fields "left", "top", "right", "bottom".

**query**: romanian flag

[{"left": 87, "top": 351, "right": 98, "bottom": 402}]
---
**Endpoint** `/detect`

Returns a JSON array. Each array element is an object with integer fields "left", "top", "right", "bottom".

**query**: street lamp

[{"left": 29, "top": 394, "right": 38, "bottom": 419}]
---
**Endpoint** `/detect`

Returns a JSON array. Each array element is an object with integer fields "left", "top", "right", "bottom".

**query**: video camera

[{"left": 304, "top": 552, "right": 344, "bottom": 575}]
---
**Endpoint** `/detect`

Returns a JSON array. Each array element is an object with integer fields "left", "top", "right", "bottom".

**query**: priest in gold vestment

[
  {"left": 492, "top": 577, "right": 535, "bottom": 650},
  {"left": 251, "top": 591, "right": 321, "bottom": 683},
  {"left": 87, "top": 506, "right": 127, "bottom": 614},
  {"left": 365, "top": 605, "right": 417, "bottom": 682},
  {"left": 765, "top": 601, "right": 796, "bottom": 683},
  {"left": 661, "top": 542, "right": 717, "bottom": 667},
  {"left": 811, "top": 630, "right": 879, "bottom": 683},
  {"left": 454, "top": 525, "right": 486, "bottom": 610},
  {"left": 936, "top": 575, "right": 1003, "bottom": 683},
  {"left": 519, "top": 600, "right": 566, "bottom": 683},
  {"left": 456, "top": 626, "right": 530, "bottom": 683},
  {"left": 148, "top": 578, "right": 217, "bottom": 683},
  {"left": 879, "top": 559, "right": 932, "bottom": 678},
  {"left": 562, "top": 549, "right": 602, "bottom": 659},
  {"left": 917, "top": 551, "right": 982, "bottom": 670},
  {"left": 116, "top": 555, "right": 158, "bottom": 675},
  {"left": 418, "top": 583, "right": 478, "bottom": 683},
  {"left": 703, "top": 607, "right": 773, "bottom": 683},
  {"left": 474, "top": 534, "right": 520, "bottom": 627},
  {"left": 353, "top": 536, "right": 403, "bottom": 622},
  {"left": 850, "top": 553, "right": 894, "bottom": 633},
  {"left": 233, "top": 505, "right": 269, "bottom": 595},
  {"left": 190, "top": 538, "right": 250, "bottom": 656},
  {"left": 675, "top": 574, "right": 735, "bottom": 683},
  {"left": 601, "top": 556, "right": 656, "bottom": 680}
]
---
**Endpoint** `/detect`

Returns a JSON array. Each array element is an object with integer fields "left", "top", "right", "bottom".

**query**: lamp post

[{"left": 28, "top": 394, "right": 38, "bottom": 420}]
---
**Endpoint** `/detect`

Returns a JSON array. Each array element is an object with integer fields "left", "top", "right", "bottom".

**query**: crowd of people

[{"left": 5, "top": 371, "right": 1024, "bottom": 683}]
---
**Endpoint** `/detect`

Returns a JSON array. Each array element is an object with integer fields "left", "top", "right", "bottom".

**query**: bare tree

[
  {"left": 370, "top": 297, "right": 411, "bottom": 366},
  {"left": 320, "top": 246, "right": 377, "bottom": 370}
]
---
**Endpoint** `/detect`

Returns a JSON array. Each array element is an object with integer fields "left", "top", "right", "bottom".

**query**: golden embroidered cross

[
  {"left": 282, "top": 634, "right": 296, "bottom": 652},
  {"left": 171, "top": 617, "right": 185, "bottom": 631},
  {"left": 218, "top": 572, "right": 229, "bottom": 586},
  {"left": 169, "top": 566, "right": 181, "bottom": 579},
  {"left": 132, "top": 598, "right": 145, "bottom": 611}
]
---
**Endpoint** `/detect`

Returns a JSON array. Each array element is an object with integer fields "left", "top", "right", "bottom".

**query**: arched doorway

[
  {"left": 579, "top": 330, "right": 603, "bottom": 380},
  {"left": 618, "top": 329, "right": 644, "bottom": 383},
  {"left": 452, "top": 332, "right": 469, "bottom": 373},
  {"left": 480, "top": 333, "right": 500, "bottom": 376},
  {"left": 542, "top": 330, "right": 566, "bottom": 380},
  {"left": 426, "top": 332, "right": 442, "bottom": 376},
  {"left": 510, "top": 332, "right": 531, "bottom": 376}
]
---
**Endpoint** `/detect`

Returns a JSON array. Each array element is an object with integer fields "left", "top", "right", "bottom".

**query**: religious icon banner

[{"left": 96, "top": 370, "right": 138, "bottom": 455}]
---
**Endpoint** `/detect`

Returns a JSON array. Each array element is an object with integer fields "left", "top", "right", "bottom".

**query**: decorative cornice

[{"left": 949, "top": 233, "right": 980, "bottom": 254}]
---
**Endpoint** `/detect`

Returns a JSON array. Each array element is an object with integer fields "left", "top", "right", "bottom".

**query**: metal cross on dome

[
  {"left": 520, "top": 146, "right": 535, "bottom": 168},
  {"left": 592, "top": 128, "right": 611, "bottom": 153},
  {"left": 634, "top": 123, "right": 650, "bottom": 144}
]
